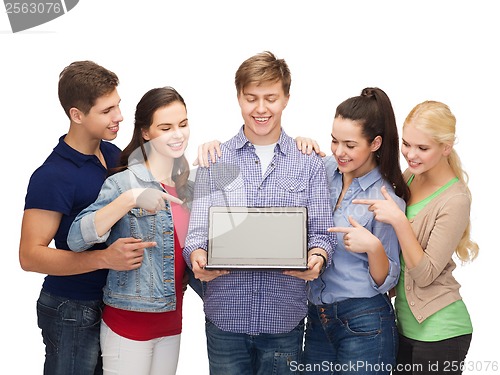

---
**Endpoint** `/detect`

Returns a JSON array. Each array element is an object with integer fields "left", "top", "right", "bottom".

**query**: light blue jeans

[
  {"left": 302, "top": 294, "right": 398, "bottom": 374},
  {"left": 37, "top": 289, "right": 104, "bottom": 375},
  {"left": 205, "top": 319, "right": 304, "bottom": 375}
]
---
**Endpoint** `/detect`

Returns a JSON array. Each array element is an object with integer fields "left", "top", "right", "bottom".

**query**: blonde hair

[{"left": 404, "top": 101, "right": 479, "bottom": 262}]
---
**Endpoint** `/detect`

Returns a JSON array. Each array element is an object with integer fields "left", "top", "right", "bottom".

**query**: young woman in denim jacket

[{"left": 67, "top": 87, "right": 215, "bottom": 375}]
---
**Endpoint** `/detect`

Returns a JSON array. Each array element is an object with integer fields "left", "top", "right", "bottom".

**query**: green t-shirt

[{"left": 395, "top": 176, "right": 473, "bottom": 341}]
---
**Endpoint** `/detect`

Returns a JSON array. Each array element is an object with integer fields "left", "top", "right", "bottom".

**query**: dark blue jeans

[
  {"left": 302, "top": 294, "right": 398, "bottom": 374},
  {"left": 205, "top": 319, "right": 304, "bottom": 375},
  {"left": 37, "top": 289, "right": 104, "bottom": 375}
]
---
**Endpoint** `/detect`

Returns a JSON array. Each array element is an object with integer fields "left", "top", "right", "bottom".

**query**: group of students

[{"left": 19, "top": 51, "right": 478, "bottom": 375}]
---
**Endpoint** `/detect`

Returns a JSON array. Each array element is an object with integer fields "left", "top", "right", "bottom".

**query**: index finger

[
  {"left": 136, "top": 241, "right": 157, "bottom": 249},
  {"left": 327, "top": 226, "right": 352, "bottom": 233},
  {"left": 352, "top": 199, "right": 379, "bottom": 205},
  {"left": 162, "top": 192, "right": 183, "bottom": 205}
]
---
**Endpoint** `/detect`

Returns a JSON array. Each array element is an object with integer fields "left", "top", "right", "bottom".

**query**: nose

[
  {"left": 406, "top": 147, "right": 416, "bottom": 159},
  {"left": 334, "top": 143, "right": 345, "bottom": 157},
  {"left": 114, "top": 108, "right": 124, "bottom": 123},
  {"left": 256, "top": 99, "right": 267, "bottom": 113}
]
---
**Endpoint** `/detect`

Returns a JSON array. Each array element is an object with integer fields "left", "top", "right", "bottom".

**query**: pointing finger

[
  {"left": 352, "top": 198, "right": 378, "bottom": 205},
  {"left": 327, "top": 226, "right": 353, "bottom": 233}
]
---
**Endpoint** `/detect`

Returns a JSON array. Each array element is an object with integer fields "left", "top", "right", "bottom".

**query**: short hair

[
  {"left": 235, "top": 51, "right": 291, "bottom": 96},
  {"left": 58, "top": 60, "right": 119, "bottom": 118}
]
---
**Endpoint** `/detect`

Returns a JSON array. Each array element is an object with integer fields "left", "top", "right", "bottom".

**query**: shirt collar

[
  {"left": 233, "top": 125, "right": 291, "bottom": 156},
  {"left": 333, "top": 163, "right": 382, "bottom": 191},
  {"left": 53, "top": 135, "right": 96, "bottom": 168},
  {"left": 354, "top": 166, "right": 382, "bottom": 191},
  {"left": 128, "top": 163, "right": 157, "bottom": 183}
]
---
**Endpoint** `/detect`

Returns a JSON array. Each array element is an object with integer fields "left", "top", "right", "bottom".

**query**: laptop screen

[{"left": 206, "top": 206, "right": 308, "bottom": 270}]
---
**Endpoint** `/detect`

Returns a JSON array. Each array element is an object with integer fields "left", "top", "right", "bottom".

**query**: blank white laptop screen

[{"left": 206, "top": 206, "right": 308, "bottom": 270}]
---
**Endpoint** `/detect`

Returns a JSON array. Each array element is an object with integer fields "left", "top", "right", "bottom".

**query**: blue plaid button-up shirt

[{"left": 184, "top": 126, "right": 335, "bottom": 335}]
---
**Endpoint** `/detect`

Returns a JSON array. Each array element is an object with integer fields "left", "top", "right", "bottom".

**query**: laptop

[{"left": 206, "top": 206, "right": 308, "bottom": 270}]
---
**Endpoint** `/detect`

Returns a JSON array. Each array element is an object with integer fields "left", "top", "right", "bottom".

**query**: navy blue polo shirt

[{"left": 24, "top": 135, "right": 121, "bottom": 300}]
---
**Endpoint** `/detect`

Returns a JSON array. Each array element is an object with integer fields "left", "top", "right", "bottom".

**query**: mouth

[
  {"left": 167, "top": 141, "right": 184, "bottom": 150},
  {"left": 108, "top": 125, "right": 119, "bottom": 133},
  {"left": 407, "top": 160, "right": 421, "bottom": 168},
  {"left": 253, "top": 116, "right": 271, "bottom": 124},
  {"left": 336, "top": 157, "right": 351, "bottom": 166}
]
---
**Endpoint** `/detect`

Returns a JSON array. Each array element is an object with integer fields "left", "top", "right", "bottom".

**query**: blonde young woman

[{"left": 354, "top": 100, "right": 479, "bottom": 375}]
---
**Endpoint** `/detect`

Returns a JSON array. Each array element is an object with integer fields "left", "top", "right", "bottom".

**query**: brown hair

[
  {"left": 118, "top": 87, "right": 193, "bottom": 205},
  {"left": 335, "top": 87, "right": 410, "bottom": 202},
  {"left": 235, "top": 51, "right": 291, "bottom": 96},
  {"left": 58, "top": 60, "right": 119, "bottom": 118}
]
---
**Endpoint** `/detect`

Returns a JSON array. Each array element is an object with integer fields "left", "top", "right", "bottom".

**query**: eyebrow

[
  {"left": 155, "top": 118, "right": 188, "bottom": 127},
  {"left": 331, "top": 134, "right": 358, "bottom": 143},
  {"left": 100, "top": 99, "right": 121, "bottom": 113},
  {"left": 243, "top": 92, "right": 278, "bottom": 98},
  {"left": 402, "top": 138, "right": 425, "bottom": 146}
]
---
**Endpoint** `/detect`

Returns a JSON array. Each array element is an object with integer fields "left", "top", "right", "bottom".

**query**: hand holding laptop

[
  {"left": 190, "top": 249, "right": 229, "bottom": 282},
  {"left": 283, "top": 248, "right": 327, "bottom": 281}
]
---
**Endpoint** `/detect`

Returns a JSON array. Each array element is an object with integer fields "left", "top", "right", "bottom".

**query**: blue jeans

[
  {"left": 37, "top": 289, "right": 104, "bottom": 375},
  {"left": 302, "top": 294, "right": 398, "bottom": 375},
  {"left": 205, "top": 319, "right": 304, "bottom": 375}
]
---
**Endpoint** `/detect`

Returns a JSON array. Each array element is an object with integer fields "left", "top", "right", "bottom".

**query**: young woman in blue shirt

[{"left": 301, "top": 87, "right": 410, "bottom": 375}]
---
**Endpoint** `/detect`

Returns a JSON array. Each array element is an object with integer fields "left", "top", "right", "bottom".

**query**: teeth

[
  {"left": 255, "top": 117, "right": 269, "bottom": 121},
  {"left": 169, "top": 142, "right": 183, "bottom": 147}
]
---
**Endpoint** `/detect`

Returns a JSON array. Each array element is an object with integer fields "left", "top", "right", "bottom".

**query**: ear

[
  {"left": 283, "top": 94, "right": 290, "bottom": 108},
  {"left": 371, "top": 135, "right": 382, "bottom": 152},
  {"left": 141, "top": 128, "right": 151, "bottom": 141},
  {"left": 69, "top": 107, "right": 83, "bottom": 124},
  {"left": 443, "top": 143, "right": 453, "bottom": 156}
]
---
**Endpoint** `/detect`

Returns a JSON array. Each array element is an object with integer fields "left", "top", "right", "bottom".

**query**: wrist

[{"left": 311, "top": 252, "right": 327, "bottom": 275}]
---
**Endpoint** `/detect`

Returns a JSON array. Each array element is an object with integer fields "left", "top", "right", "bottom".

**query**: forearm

[
  {"left": 392, "top": 219, "right": 424, "bottom": 269},
  {"left": 94, "top": 191, "right": 135, "bottom": 237},
  {"left": 367, "top": 240, "right": 389, "bottom": 286},
  {"left": 20, "top": 244, "right": 104, "bottom": 275}
]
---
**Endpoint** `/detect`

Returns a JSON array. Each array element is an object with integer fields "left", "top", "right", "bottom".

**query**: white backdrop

[{"left": 1, "top": 1, "right": 498, "bottom": 373}]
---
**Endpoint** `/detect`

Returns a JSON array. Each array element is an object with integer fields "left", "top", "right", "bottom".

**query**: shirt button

[
  {"left": 406, "top": 286, "right": 411, "bottom": 290},
  {"left": 417, "top": 315, "right": 423, "bottom": 321},
  {"left": 410, "top": 301, "right": 415, "bottom": 306}
]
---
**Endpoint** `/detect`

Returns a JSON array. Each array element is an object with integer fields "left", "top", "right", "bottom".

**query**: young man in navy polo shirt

[{"left": 19, "top": 61, "right": 154, "bottom": 375}]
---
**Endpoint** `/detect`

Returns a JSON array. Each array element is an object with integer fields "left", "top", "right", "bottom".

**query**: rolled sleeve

[
  {"left": 306, "top": 156, "right": 336, "bottom": 264},
  {"left": 183, "top": 166, "right": 211, "bottom": 269}
]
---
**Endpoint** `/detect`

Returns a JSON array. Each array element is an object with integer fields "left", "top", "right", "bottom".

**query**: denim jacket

[{"left": 67, "top": 163, "right": 178, "bottom": 313}]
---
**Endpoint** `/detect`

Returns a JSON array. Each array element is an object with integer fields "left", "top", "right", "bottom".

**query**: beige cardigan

[{"left": 400, "top": 170, "right": 471, "bottom": 323}]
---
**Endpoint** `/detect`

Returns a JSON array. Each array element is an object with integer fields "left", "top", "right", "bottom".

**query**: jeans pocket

[
  {"left": 344, "top": 311, "right": 382, "bottom": 336},
  {"left": 272, "top": 350, "right": 299, "bottom": 374},
  {"left": 37, "top": 298, "right": 61, "bottom": 356}
]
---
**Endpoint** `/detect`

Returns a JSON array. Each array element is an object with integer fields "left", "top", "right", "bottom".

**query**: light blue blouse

[{"left": 308, "top": 156, "right": 406, "bottom": 304}]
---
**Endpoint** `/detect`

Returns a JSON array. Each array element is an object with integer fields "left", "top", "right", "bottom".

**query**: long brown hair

[
  {"left": 335, "top": 87, "right": 410, "bottom": 202},
  {"left": 117, "top": 87, "right": 193, "bottom": 205}
]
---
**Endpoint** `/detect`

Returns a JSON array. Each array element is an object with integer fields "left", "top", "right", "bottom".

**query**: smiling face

[
  {"left": 401, "top": 123, "right": 451, "bottom": 176},
  {"left": 141, "top": 101, "right": 189, "bottom": 160},
  {"left": 237, "top": 80, "right": 289, "bottom": 145},
  {"left": 330, "top": 117, "right": 381, "bottom": 178},
  {"left": 77, "top": 88, "right": 123, "bottom": 141}
]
